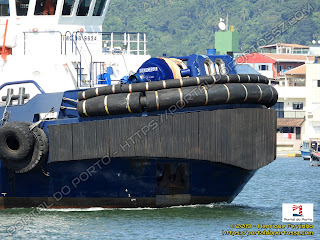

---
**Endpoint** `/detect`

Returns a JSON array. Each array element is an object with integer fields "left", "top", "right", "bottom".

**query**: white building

[
  {"left": 273, "top": 59, "right": 320, "bottom": 152},
  {"left": 305, "top": 62, "right": 320, "bottom": 139}
]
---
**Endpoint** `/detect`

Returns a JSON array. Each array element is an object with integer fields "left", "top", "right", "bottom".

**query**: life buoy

[{"left": 0, "top": 122, "right": 48, "bottom": 173}]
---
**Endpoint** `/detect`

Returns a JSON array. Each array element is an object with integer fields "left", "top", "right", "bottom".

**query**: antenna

[
  {"left": 226, "top": 13, "right": 229, "bottom": 31},
  {"left": 218, "top": 18, "right": 226, "bottom": 31}
]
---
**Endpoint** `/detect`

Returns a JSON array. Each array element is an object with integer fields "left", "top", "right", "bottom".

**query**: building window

[
  {"left": 318, "top": 80, "right": 320, "bottom": 87},
  {"left": 288, "top": 78, "right": 306, "bottom": 86},
  {"left": 296, "top": 127, "right": 301, "bottom": 140},
  {"left": 279, "top": 127, "right": 294, "bottom": 133},
  {"left": 259, "top": 65, "right": 268, "bottom": 71},
  {"left": 0, "top": 0, "right": 10, "bottom": 16},
  {"left": 16, "top": 0, "right": 29, "bottom": 16},
  {"left": 288, "top": 66, "right": 293, "bottom": 70},
  {"left": 271, "top": 102, "right": 284, "bottom": 118},
  {"left": 292, "top": 102, "right": 303, "bottom": 110},
  {"left": 278, "top": 65, "right": 283, "bottom": 72}
]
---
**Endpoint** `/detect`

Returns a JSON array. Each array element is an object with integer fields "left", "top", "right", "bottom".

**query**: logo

[
  {"left": 282, "top": 203, "right": 313, "bottom": 222},
  {"left": 292, "top": 205, "right": 303, "bottom": 216}
]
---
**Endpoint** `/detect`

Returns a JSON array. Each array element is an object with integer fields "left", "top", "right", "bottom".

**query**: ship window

[
  {"left": 0, "top": 0, "right": 10, "bottom": 16},
  {"left": 62, "top": 0, "right": 76, "bottom": 15},
  {"left": 77, "top": 0, "right": 92, "bottom": 16},
  {"left": 34, "top": 0, "right": 57, "bottom": 15},
  {"left": 16, "top": 0, "right": 29, "bottom": 16},
  {"left": 93, "top": 0, "right": 106, "bottom": 16}
]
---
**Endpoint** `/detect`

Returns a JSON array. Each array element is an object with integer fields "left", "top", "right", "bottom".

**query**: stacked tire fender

[
  {"left": 0, "top": 122, "right": 48, "bottom": 173},
  {"left": 77, "top": 74, "right": 278, "bottom": 117}
]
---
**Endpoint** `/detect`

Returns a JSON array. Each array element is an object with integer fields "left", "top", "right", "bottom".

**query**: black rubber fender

[
  {"left": 0, "top": 122, "right": 35, "bottom": 163},
  {"left": 0, "top": 122, "right": 49, "bottom": 173},
  {"left": 16, "top": 126, "right": 48, "bottom": 174}
]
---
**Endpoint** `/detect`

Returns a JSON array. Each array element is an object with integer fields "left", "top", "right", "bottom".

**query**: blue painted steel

[
  {"left": 106, "top": 67, "right": 113, "bottom": 74},
  {"left": 301, "top": 151, "right": 310, "bottom": 159},
  {"left": 206, "top": 49, "right": 216, "bottom": 55},
  {"left": 129, "top": 52, "right": 238, "bottom": 82},
  {"left": 0, "top": 92, "right": 65, "bottom": 123},
  {"left": 129, "top": 58, "right": 174, "bottom": 83},
  {"left": 97, "top": 73, "right": 111, "bottom": 85},
  {"left": 0, "top": 80, "right": 45, "bottom": 94},
  {"left": 180, "top": 69, "right": 191, "bottom": 77},
  {"left": 207, "top": 54, "right": 237, "bottom": 74},
  {"left": 186, "top": 54, "right": 212, "bottom": 77},
  {"left": 0, "top": 157, "right": 255, "bottom": 203}
]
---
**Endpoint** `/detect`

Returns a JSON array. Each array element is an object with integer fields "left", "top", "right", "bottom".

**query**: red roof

[
  {"left": 259, "top": 43, "right": 310, "bottom": 49},
  {"left": 236, "top": 52, "right": 315, "bottom": 64},
  {"left": 285, "top": 64, "right": 306, "bottom": 75},
  {"left": 236, "top": 52, "right": 275, "bottom": 64},
  {"left": 262, "top": 53, "right": 315, "bottom": 62},
  {"left": 277, "top": 118, "right": 305, "bottom": 127}
]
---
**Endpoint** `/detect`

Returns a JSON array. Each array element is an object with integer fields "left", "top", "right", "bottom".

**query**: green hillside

[{"left": 103, "top": 0, "right": 320, "bottom": 57}]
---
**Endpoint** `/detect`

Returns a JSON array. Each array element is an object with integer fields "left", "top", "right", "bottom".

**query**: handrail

[
  {"left": 65, "top": 31, "right": 83, "bottom": 87},
  {"left": 77, "top": 31, "right": 93, "bottom": 87},
  {"left": 64, "top": 31, "right": 73, "bottom": 54},
  {"left": 0, "top": 80, "right": 45, "bottom": 94}
]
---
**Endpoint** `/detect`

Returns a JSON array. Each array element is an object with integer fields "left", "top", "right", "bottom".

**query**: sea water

[{"left": 0, "top": 157, "right": 319, "bottom": 239}]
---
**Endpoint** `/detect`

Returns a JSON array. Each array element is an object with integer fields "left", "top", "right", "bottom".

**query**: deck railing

[{"left": 276, "top": 110, "right": 305, "bottom": 119}]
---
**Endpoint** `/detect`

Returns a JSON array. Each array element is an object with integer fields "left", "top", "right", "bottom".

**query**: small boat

[
  {"left": 301, "top": 140, "right": 311, "bottom": 160},
  {"left": 309, "top": 139, "right": 320, "bottom": 166},
  {"left": 301, "top": 138, "right": 320, "bottom": 160}
]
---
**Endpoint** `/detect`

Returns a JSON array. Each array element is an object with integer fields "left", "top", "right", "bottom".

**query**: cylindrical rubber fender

[
  {"left": 0, "top": 122, "right": 49, "bottom": 173},
  {"left": 258, "top": 84, "right": 278, "bottom": 108},
  {"left": 145, "top": 83, "right": 278, "bottom": 112},
  {"left": 145, "top": 86, "right": 209, "bottom": 111},
  {"left": 206, "top": 83, "right": 277, "bottom": 106},
  {"left": 213, "top": 74, "right": 268, "bottom": 84},
  {"left": 77, "top": 74, "right": 269, "bottom": 101},
  {"left": 16, "top": 127, "right": 49, "bottom": 174},
  {"left": 0, "top": 122, "right": 35, "bottom": 163},
  {"left": 206, "top": 84, "right": 246, "bottom": 105},
  {"left": 77, "top": 84, "right": 122, "bottom": 100},
  {"left": 77, "top": 92, "right": 143, "bottom": 117},
  {"left": 77, "top": 76, "right": 216, "bottom": 101}
]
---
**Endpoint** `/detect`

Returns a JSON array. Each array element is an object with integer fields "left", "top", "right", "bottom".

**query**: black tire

[
  {"left": 0, "top": 122, "right": 35, "bottom": 165},
  {"left": 16, "top": 127, "right": 49, "bottom": 174},
  {"left": 0, "top": 122, "right": 49, "bottom": 173}
]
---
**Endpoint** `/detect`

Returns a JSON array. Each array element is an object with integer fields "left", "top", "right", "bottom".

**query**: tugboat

[{"left": 0, "top": 0, "right": 278, "bottom": 208}]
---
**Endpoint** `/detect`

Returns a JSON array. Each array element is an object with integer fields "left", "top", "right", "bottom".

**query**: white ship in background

[{"left": 0, "top": 0, "right": 150, "bottom": 98}]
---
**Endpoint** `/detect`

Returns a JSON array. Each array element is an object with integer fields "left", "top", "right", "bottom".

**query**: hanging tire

[
  {"left": 0, "top": 122, "right": 49, "bottom": 173},
  {"left": 0, "top": 122, "right": 35, "bottom": 163},
  {"left": 16, "top": 126, "right": 49, "bottom": 173}
]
